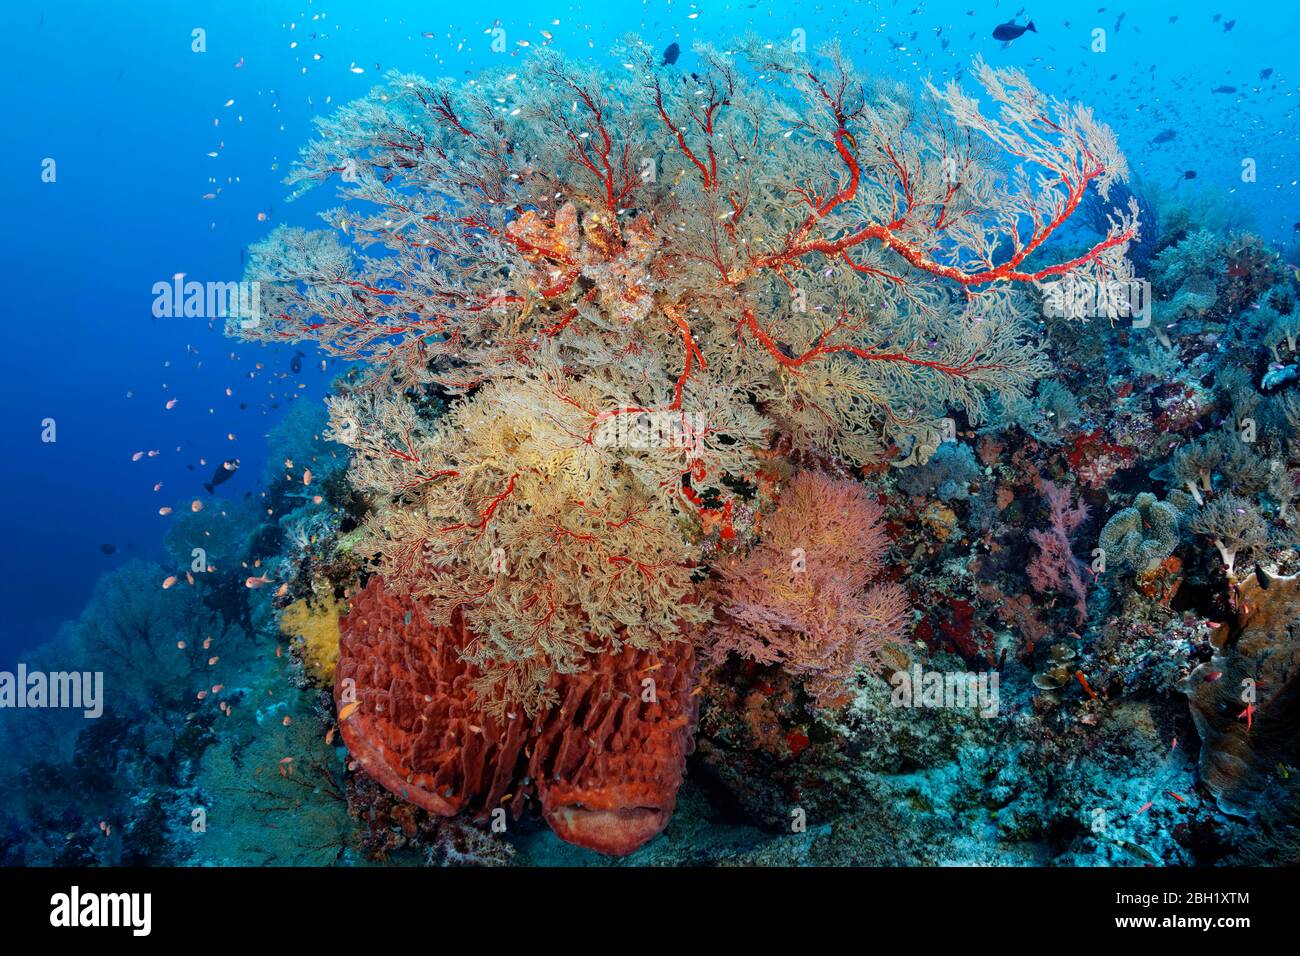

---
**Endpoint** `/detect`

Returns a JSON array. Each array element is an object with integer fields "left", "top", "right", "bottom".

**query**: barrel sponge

[
  {"left": 334, "top": 578, "right": 697, "bottom": 856},
  {"left": 1098, "top": 492, "right": 1180, "bottom": 573}
]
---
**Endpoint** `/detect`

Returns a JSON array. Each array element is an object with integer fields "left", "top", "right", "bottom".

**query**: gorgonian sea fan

[{"left": 232, "top": 38, "right": 1135, "bottom": 715}]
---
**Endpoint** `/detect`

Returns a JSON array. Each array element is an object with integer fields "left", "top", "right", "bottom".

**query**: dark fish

[
  {"left": 1151, "top": 129, "right": 1177, "bottom": 144},
  {"left": 99, "top": 544, "right": 117, "bottom": 555},
  {"left": 290, "top": 350, "right": 305, "bottom": 374},
  {"left": 1184, "top": 170, "right": 1197, "bottom": 179},
  {"left": 991, "top": 19, "right": 1036, "bottom": 41},
  {"left": 1256, "top": 565, "right": 1272, "bottom": 590},
  {"left": 1224, "top": 19, "right": 1235, "bottom": 31},
  {"left": 1211, "top": 85, "right": 1236, "bottom": 94},
  {"left": 661, "top": 42, "right": 680, "bottom": 66},
  {"left": 204, "top": 458, "right": 240, "bottom": 494},
  {"left": 1260, "top": 68, "right": 1274, "bottom": 80}
]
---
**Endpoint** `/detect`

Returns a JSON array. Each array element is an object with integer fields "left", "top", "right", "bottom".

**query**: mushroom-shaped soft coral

[{"left": 1189, "top": 494, "right": 1268, "bottom": 577}]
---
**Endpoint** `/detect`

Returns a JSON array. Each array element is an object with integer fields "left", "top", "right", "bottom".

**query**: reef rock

[{"left": 335, "top": 578, "right": 697, "bottom": 855}]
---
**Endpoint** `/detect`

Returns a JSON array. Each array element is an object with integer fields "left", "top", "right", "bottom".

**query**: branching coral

[{"left": 707, "top": 471, "right": 910, "bottom": 707}]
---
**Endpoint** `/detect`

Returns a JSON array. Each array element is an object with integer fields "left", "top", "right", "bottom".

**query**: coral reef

[{"left": 11, "top": 31, "right": 1300, "bottom": 873}]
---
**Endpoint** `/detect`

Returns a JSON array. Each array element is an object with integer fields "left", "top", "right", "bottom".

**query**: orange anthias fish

[{"left": 1239, "top": 701, "right": 1256, "bottom": 731}]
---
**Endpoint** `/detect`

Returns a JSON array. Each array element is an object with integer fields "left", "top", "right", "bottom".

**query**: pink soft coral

[
  {"left": 706, "top": 471, "right": 910, "bottom": 707},
  {"left": 1026, "top": 479, "right": 1090, "bottom": 625}
]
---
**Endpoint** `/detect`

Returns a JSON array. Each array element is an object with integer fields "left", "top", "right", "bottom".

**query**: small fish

[
  {"left": 290, "top": 350, "right": 305, "bottom": 374},
  {"left": 162, "top": 575, "right": 178, "bottom": 589},
  {"left": 661, "top": 42, "right": 680, "bottom": 66},
  {"left": 338, "top": 700, "right": 361, "bottom": 721},
  {"left": 1183, "top": 170, "right": 1197, "bottom": 180},
  {"left": 1211, "top": 85, "right": 1237, "bottom": 94},
  {"left": 1239, "top": 702, "right": 1255, "bottom": 731},
  {"left": 99, "top": 543, "right": 117, "bottom": 555},
  {"left": 991, "top": 19, "right": 1036, "bottom": 41},
  {"left": 1151, "top": 129, "right": 1176, "bottom": 144},
  {"left": 245, "top": 574, "right": 272, "bottom": 589}
]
